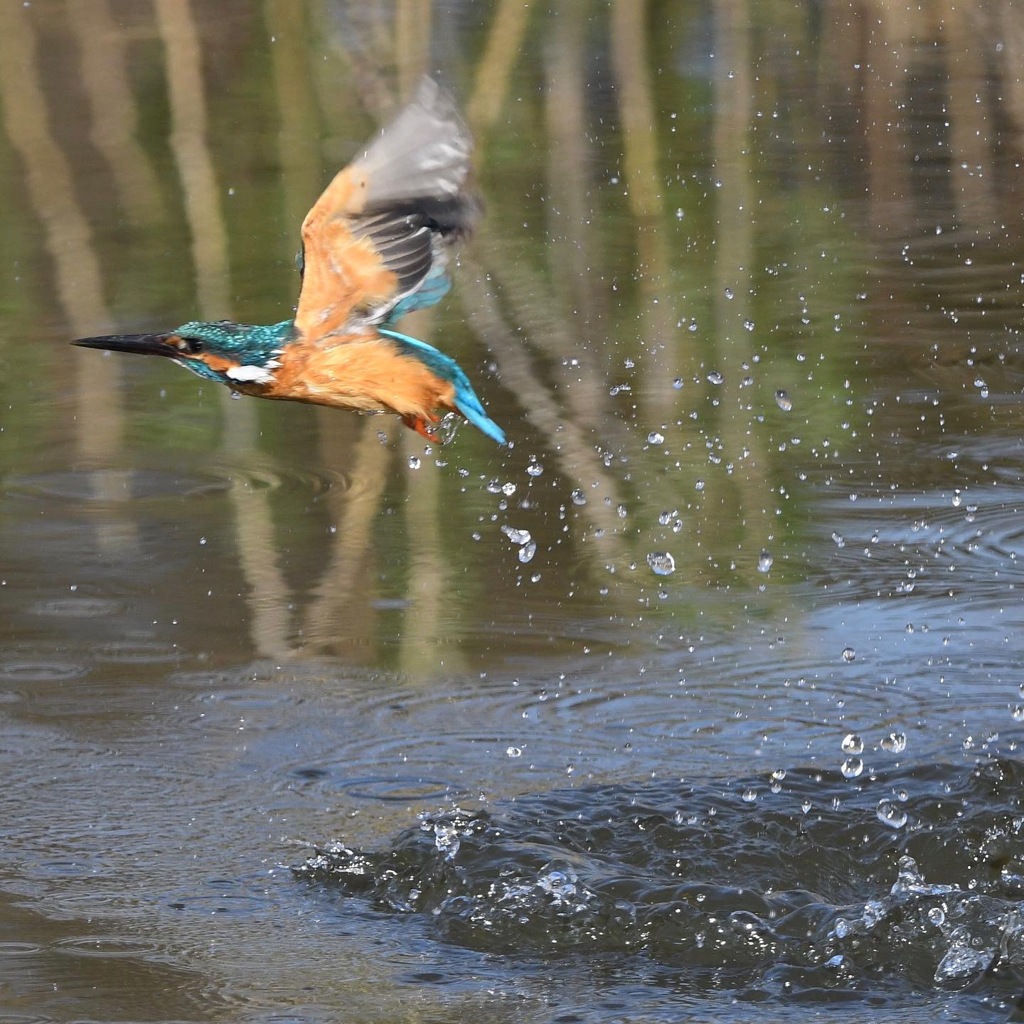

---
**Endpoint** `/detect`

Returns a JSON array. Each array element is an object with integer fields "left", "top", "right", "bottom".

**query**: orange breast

[{"left": 265, "top": 331, "right": 457, "bottom": 422}]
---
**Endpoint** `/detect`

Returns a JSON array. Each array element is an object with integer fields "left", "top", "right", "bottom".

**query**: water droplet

[
  {"left": 707, "top": 370, "right": 724, "bottom": 385},
  {"left": 876, "top": 798, "right": 908, "bottom": 829},
  {"left": 506, "top": 746, "right": 522, "bottom": 758},
  {"left": 841, "top": 757, "right": 864, "bottom": 779},
  {"left": 927, "top": 906, "right": 945, "bottom": 926},
  {"left": 841, "top": 647, "right": 856, "bottom": 663},
  {"left": 501, "top": 526, "right": 532, "bottom": 546},
  {"left": 647, "top": 431, "right": 665, "bottom": 445},
  {"left": 502, "top": 481, "right": 516, "bottom": 496},
  {"left": 757, "top": 550, "right": 774, "bottom": 574},
  {"left": 723, "top": 286, "right": 734, "bottom": 299},
  {"left": 880, "top": 731, "right": 907, "bottom": 753},
  {"left": 647, "top": 552, "right": 676, "bottom": 576},
  {"left": 518, "top": 540, "right": 537, "bottom": 564},
  {"left": 775, "top": 389, "right": 792, "bottom": 412},
  {"left": 570, "top": 489, "right": 587, "bottom": 506},
  {"left": 526, "top": 462, "right": 544, "bottom": 477},
  {"left": 741, "top": 788, "right": 758, "bottom": 803},
  {"left": 695, "top": 479, "right": 705, "bottom": 492},
  {"left": 841, "top": 733, "right": 864, "bottom": 755},
  {"left": 672, "top": 378, "right": 684, "bottom": 390},
  {"left": 432, "top": 822, "right": 461, "bottom": 859},
  {"left": 408, "top": 456, "right": 421, "bottom": 469}
]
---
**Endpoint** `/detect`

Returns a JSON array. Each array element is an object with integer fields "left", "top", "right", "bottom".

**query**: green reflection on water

[{"left": 0, "top": 0, "right": 1019, "bottom": 660}]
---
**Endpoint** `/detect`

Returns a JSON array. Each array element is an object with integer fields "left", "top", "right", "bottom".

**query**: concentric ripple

[
  {"left": 206, "top": 455, "right": 350, "bottom": 497},
  {"left": 808, "top": 484, "right": 1024, "bottom": 608},
  {"left": 2, "top": 468, "right": 231, "bottom": 504},
  {"left": 2, "top": 458, "right": 351, "bottom": 508},
  {"left": 0, "top": 657, "right": 88, "bottom": 684},
  {"left": 27, "top": 596, "right": 124, "bottom": 619}
]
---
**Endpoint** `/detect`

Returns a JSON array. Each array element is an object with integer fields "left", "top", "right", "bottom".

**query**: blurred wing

[{"left": 293, "top": 78, "right": 477, "bottom": 341}]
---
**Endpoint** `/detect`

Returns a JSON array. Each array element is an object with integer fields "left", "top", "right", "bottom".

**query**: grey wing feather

[
  {"left": 352, "top": 78, "right": 472, "bottom": 209},
  {"left": 350, "top": 212, "right": 435, "bottom": 299},
  {"left": 346, "top": 78, "right": 478, "bottom": 321}
]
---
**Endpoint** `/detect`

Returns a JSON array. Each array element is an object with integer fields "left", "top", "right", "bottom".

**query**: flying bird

[{"left": 74, "top": 78, "right": 504, "bottom": 445}]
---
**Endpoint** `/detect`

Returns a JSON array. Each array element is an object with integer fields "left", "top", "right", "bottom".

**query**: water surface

[{"left": 2, "top": 0, "right": 1024, "bottom": 1020}]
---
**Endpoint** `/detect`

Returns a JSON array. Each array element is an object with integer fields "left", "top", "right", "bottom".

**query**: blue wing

[{"left": 384, "top": 261, "right": 452, "bottom": 323}]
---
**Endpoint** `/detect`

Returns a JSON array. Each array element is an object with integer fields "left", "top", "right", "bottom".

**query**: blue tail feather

[{"left": 378, "top": 327, "right": 506, "bottom": 445}]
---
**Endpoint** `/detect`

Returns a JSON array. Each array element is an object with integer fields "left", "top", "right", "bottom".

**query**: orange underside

[
  {"left": 234, "top": 332, "right": 458, "bottom": 436},
  {"left": 402, "top": 413, "right": 441, "bottom": 442}
]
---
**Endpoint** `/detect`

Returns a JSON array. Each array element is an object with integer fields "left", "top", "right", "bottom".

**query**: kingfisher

[{"left": 73, "top": 79, "right": 505, "bottom": 445}]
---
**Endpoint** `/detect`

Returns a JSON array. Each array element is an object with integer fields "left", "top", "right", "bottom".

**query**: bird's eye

[{"left": 173, "top": 336, "right": 203, "bottom": 354}]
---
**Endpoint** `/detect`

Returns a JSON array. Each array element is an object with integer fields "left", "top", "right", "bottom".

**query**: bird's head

[{"left": 73, "top": 320, "right": 294, "bottom": 387}]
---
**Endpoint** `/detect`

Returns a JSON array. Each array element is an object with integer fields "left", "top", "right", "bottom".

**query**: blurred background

[{"left": 3, "top": 0, "right": 1024, "bottom": 1020}]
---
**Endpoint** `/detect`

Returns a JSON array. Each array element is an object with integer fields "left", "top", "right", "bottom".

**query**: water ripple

[
  {"left": 2, "top": 468, "right": 231, "bottom": 504},
  {"left": 52, "top": 935, "right": 164, "bottom": 958},
  {"left": 207, "top": 455, "right": 350, "bottom": 497},
  {"left": 0, "top": 658, "right": 88, "bottom": 684},
  {"left": 92, "top": 639, "right": 182, "bottom": 665},
  {"left": 2, "top": 458, "right": 350, "bottom": 508},
  {"left": 27, "top": 596, "right": 123, "bottom": 618},
  {"left": 809, "top": 485, "right": 1024, "bottom": 607}
]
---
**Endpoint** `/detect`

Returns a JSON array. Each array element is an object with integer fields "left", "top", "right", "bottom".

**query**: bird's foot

[{"left": 403, "top": 414, "right": 441, "bottom": 443}]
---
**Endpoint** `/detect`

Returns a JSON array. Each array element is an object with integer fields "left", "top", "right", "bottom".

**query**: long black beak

[{"left": 72, "top": 333, "right": 179, "bottom": 358}]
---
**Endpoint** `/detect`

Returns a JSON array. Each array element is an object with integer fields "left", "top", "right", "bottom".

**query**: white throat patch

[{"left": 225, "top": 363, "right": 276, "bottom": 385}]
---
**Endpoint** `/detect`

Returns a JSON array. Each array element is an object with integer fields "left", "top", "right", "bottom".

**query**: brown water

[{"left": 4, "top": 0, "right": 1024, "bottom": 1020}]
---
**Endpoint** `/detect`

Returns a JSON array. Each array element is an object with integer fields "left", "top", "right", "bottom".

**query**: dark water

[
  {"left": 299, "top": 760, "right": 1024, "bottom": 1010},
  {"left": 3, "top": 0, "right": 1024, "bottom": 1020}
]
